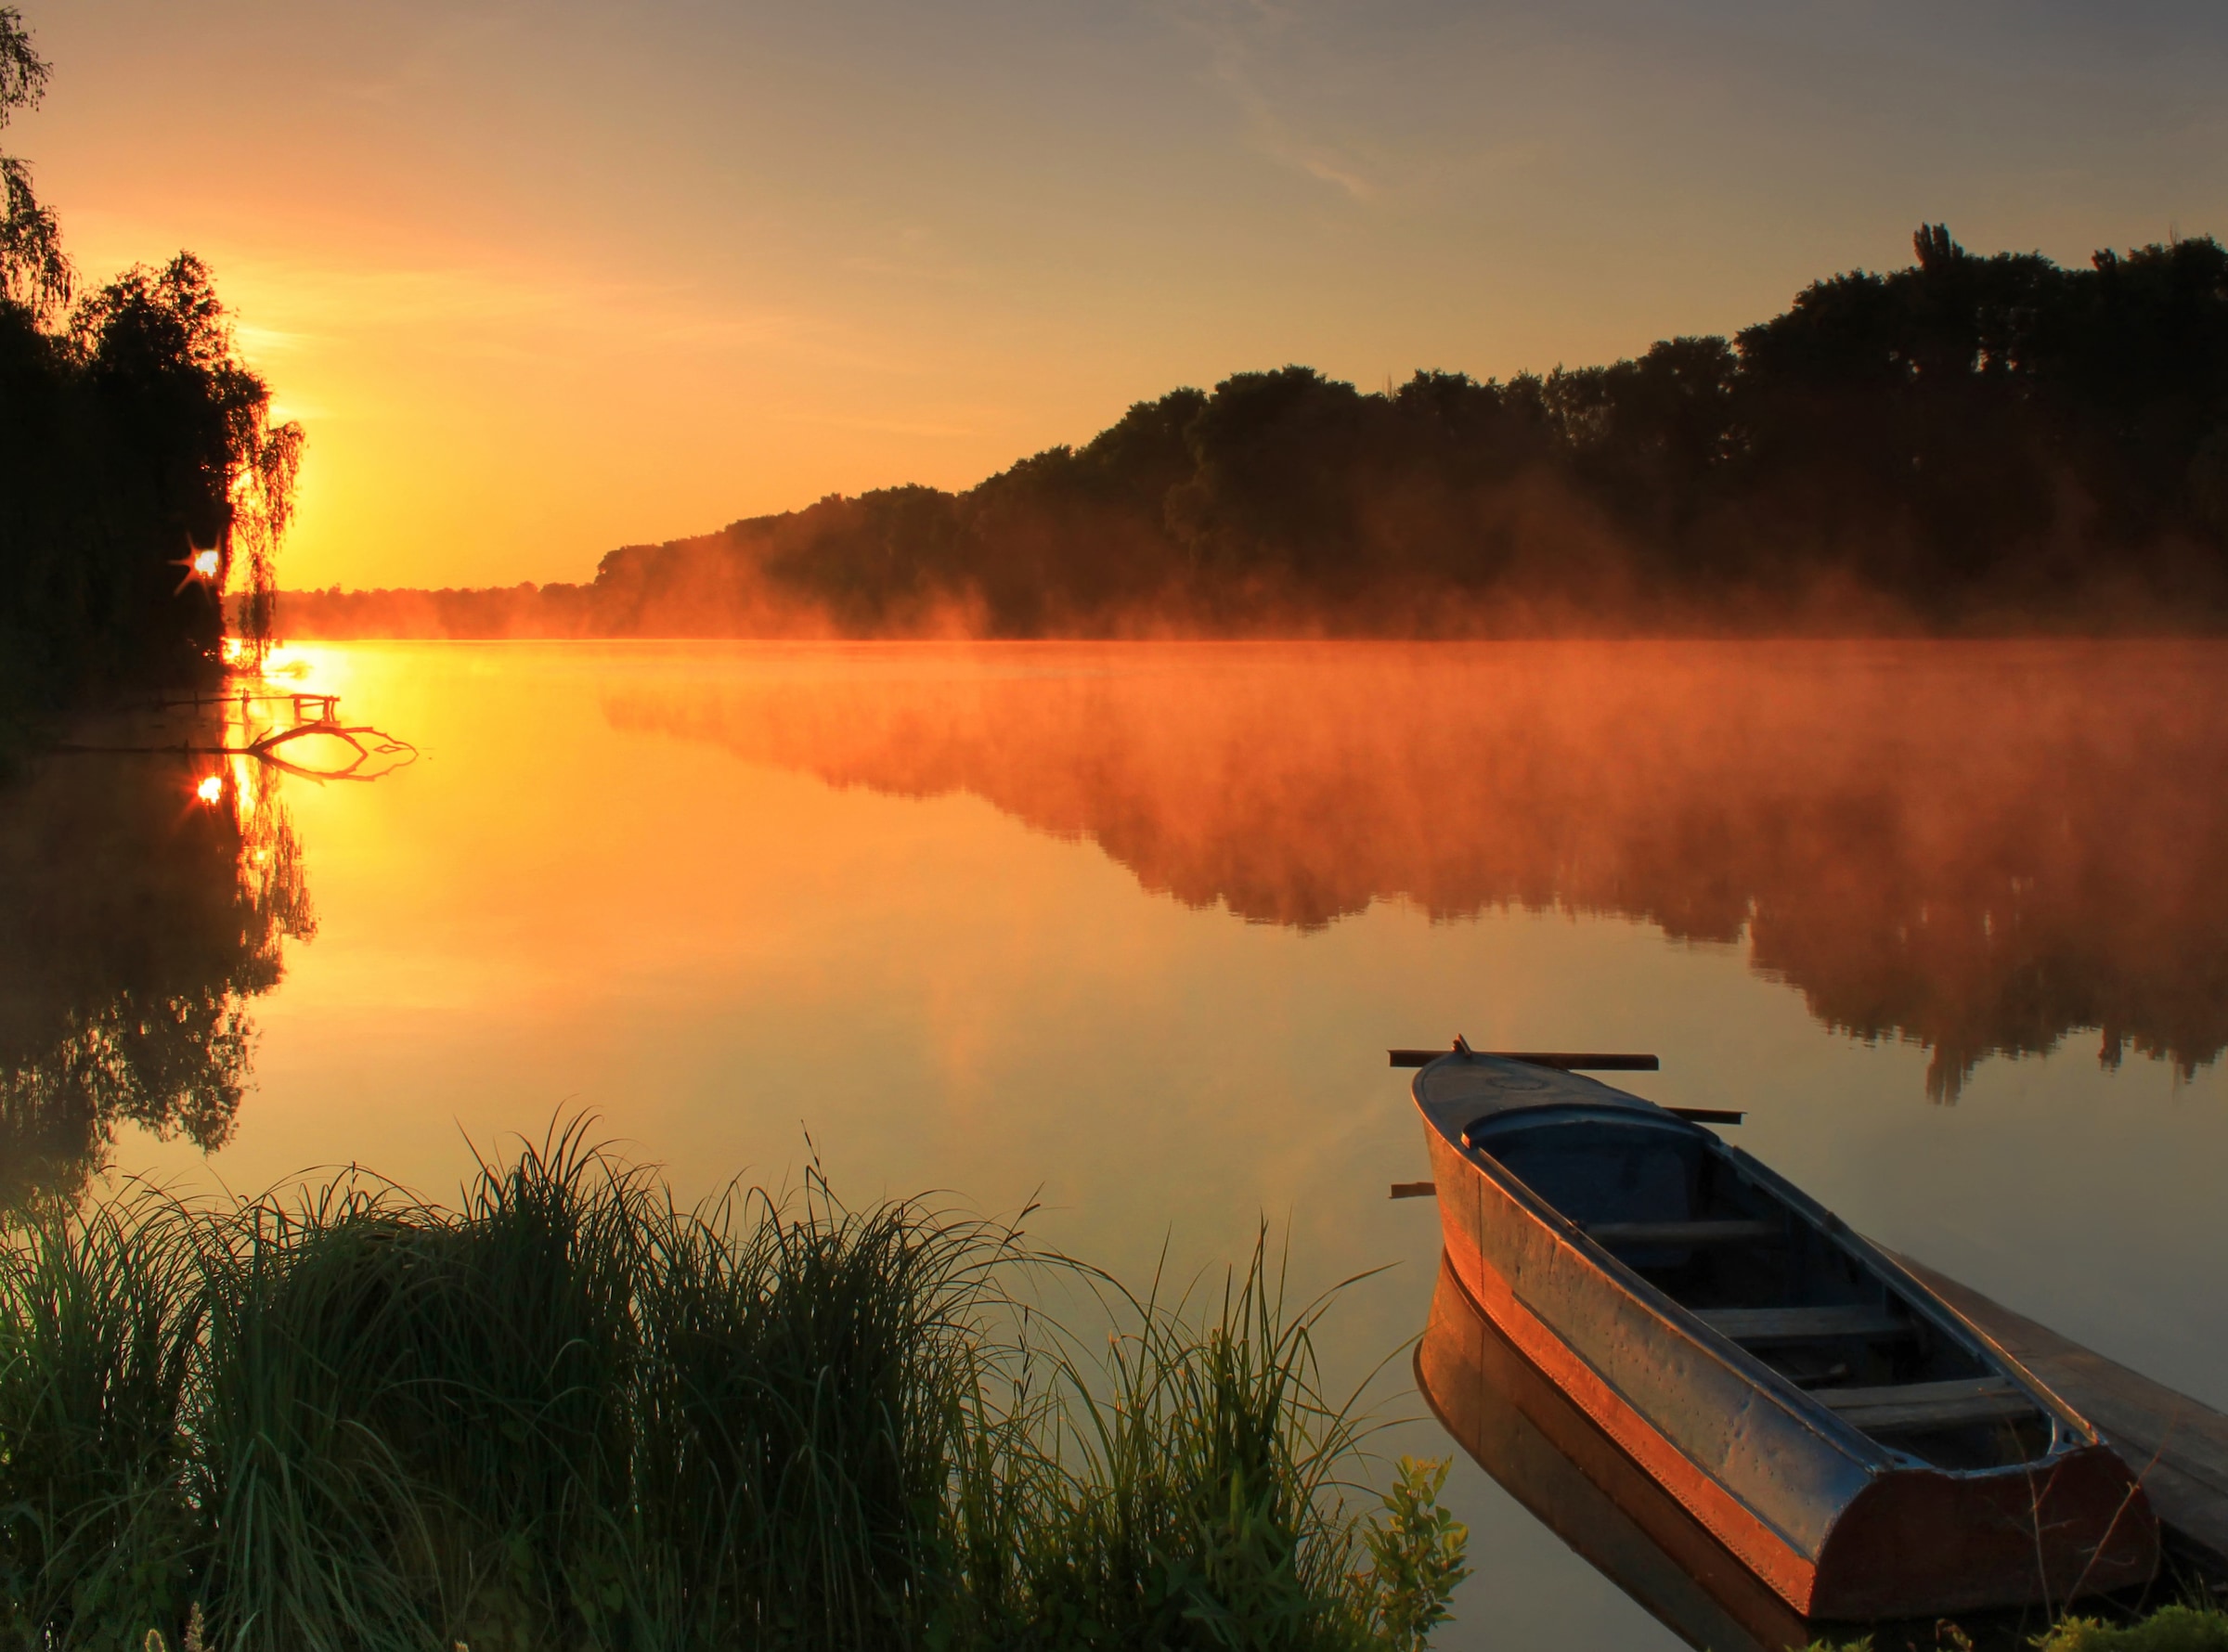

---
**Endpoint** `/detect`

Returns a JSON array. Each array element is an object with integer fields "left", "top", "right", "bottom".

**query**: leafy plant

[{"left": 1362, "top": 1456, "right": 1470, "bottom": 1651}]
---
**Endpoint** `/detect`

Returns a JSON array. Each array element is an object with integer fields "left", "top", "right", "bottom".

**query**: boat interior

[{"left": 1460, "top": 1105, "right": 2058, "bottom": 1471}]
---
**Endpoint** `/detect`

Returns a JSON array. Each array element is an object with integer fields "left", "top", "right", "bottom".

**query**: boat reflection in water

[{"left": 1418, "top": 1250, "right": 1814, "bottom": 1652}]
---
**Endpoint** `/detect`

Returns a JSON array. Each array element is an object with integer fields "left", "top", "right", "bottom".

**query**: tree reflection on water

[
  {"left": 0, "top": 715, "right": 313, "bottom": 1207},
  {"left": 604, "top": 642, "right": 2228, "bottom": 1102}
]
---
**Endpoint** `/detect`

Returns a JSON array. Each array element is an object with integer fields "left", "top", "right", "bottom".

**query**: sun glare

[
  {"left": 196, "top": 774, "right": 224, "bottom": 804},
  {"left": 192, "top": 549, "right": 221, "bottom": 578}
]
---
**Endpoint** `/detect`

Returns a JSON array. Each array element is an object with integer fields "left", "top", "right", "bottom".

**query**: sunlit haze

[{"left": 22, "top": 0, "right": 2228, "bottom": 589}]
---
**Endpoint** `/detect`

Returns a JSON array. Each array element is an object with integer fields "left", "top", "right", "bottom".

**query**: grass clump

[
  {"left": 2037, "top": 1607, "right": 2228, "bottom": 1652},
  {"left": 0, "top": 1122, "right": 1464, "bottom": 1651},
  {"left": 1805, "top": 1603, "right": 2228, "bottom": 1652}
]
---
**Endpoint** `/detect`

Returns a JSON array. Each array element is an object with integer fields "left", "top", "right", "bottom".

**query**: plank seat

[
  {"left": 1810, "top": 1375, "right": 2035, "bottom": 1434},
  {"left": 1697, "top": 1304, "right": 1914, "bottom": 1344},
  {"left": 1586, "top": 1219, "right": 1780, "bottom": 1246}
]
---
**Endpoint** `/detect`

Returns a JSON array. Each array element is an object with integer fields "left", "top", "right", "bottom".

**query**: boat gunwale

[
  {"left": 1706, "top": 1141, "right": 2099, "bottom": 1461},
  {"left": 1415, "top": 1056, "right": 2091, "bottom": 1480}
]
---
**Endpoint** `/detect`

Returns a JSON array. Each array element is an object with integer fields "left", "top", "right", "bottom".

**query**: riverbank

[{"left": 0, "top": 1124, "right": 1467, "bottom": 1651}]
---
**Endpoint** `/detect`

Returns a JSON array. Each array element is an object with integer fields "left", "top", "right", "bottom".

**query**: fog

[{"left": 603, "top": 639, "right": 2228, "bottom": 1100}]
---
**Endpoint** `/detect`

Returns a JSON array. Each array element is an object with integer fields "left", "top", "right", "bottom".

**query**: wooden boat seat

[
  {"left": 1814, "top": 1376, "right": 2036, "bottom": 1434},
  {"left": 1697, "top": 1305, "right": 1914, "bottom": 1344},
  {"left": 1586, "top": 1219, "right": 1780, "bottom": 1246}
]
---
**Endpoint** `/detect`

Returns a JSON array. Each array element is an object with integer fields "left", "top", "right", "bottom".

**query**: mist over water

[
  {"left": 7, "top": 639, "right": 2226, "bottom": 1651},
  {"left": 605, "top": 640, "right": 2228, "bottom": 1102}
]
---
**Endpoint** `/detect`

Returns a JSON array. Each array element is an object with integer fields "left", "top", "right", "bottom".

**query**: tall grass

[{"left": 0, "top": 1123, "right": 1465, "bottom": 1651}]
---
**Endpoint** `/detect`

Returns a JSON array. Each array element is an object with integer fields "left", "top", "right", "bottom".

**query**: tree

[
  {"left": 0, "top": 8, "right": 302, "bottom": 729},
  {"left": 0, "top": 6, "right": 69, "bottom": 320}
]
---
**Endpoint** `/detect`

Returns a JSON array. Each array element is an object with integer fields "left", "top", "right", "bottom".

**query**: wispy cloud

[{"left": 1173, "top": 0, "right": 1380, "bottom": 200}]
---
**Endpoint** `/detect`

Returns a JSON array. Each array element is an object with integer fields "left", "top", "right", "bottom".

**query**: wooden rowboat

[{"left": 1412, "top": 1044, "right": 2159, "bottom": 1620}]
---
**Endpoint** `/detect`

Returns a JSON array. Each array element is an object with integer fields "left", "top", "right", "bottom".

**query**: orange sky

[{"left": 19, "top": 1, "right": 2228, "bottom": 589}]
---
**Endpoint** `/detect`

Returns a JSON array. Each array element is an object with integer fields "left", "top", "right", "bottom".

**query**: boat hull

[
  {"left": 1424, "top": 1117, "right": 2159, "bottom": 1619},
  {"left": 1418, "top": 1250, "right": 1812, "bottom": 1652}
]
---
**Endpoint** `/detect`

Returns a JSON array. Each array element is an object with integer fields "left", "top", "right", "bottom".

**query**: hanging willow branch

[
  {"left": 0, "top": 7, "right": 71, "bottom": 320},
  {"left": 229, "top": 414, "right": 306, "bottom": 665}
]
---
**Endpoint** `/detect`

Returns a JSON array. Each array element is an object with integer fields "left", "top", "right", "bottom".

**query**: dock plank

[{"left": 1892, "top": 1252, "right": 2228, "bottom": 1578}]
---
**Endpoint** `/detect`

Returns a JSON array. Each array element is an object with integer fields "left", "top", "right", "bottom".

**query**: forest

[
  {"left": 0, "top": 9, "right": 296, "bottom": 762},
  {"left": 282, "top": 224, "right": 2228, "bottom": 639}
]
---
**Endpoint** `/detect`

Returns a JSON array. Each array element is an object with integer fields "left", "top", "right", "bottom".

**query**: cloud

[{"left": 1174, "top": 0, "right": 1380, "bottom": 200}]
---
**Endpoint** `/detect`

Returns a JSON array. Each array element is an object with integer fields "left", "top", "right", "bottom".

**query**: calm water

[{"left": 7, "top": 639, "right": 2228, "bottom": 1650}]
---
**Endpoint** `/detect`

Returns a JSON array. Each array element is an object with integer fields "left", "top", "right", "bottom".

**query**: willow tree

[
  {"left": 0, "top": 6, "right": 300, "bottom": 713},
  {"left": 0, "top": 6, "right": 68, "bottom": 321}
]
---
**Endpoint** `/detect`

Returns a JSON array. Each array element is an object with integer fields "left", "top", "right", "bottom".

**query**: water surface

[{"left": 7, "top": 639, "right": 2227, "bottom": 1650}]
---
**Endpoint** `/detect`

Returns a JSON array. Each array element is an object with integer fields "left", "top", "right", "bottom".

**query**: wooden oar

[
  {"left": 1386, "top": 1047, "right": 1659, "bottom": 1071},
  {"left": 1385, "top": 1042, "right": 1745, "bottom": 1129}
]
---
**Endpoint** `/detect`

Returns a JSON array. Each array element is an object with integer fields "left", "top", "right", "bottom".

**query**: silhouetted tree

[
  {"left": 0, "top": 6, "right": 68, "bottom": 322},
  {"left": 276, "top": 224, "right": 2228, "bottom": 640},
  {"left": 0, "top": 9, "right": 300, "bottom": 749}
]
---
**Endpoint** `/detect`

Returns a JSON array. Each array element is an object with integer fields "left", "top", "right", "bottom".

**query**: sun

[
  {"left": 196, "top": 774, "right": 224, "bottom": 804},
  {"left": 173, "top": 544, "right": 227, "bottom": 593}
]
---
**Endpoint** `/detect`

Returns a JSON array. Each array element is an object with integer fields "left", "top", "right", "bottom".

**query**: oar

[
  {"left": 1386, "top": 1044, "right": 1659, "bottom": 1071},
  {"left": 1384, "top": 1038, "right": 1745, "bottom": 1140}
]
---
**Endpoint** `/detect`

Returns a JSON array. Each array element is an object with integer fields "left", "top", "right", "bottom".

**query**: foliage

[
  {"left": 493, "top": 225, "right": 2228, "bottom": 640},
  {"left": 0, "top": 6, "right": 69, "bottom": 322},
  {"left": 2037, "top": 1607, "right": 2228, "bottom": 1652},
  {"left": 0, "top": 1127, "right": 1465, "bottom": 1650},
  {"left": 275, "top": 223, "right": 2228, "bottom": 641},
  {"left": 1010, "top": 1231, "right": 1413, "bottom": 1652},
  {"left": 1361, "top": 1458, "right": 1470, "bottom": 1651},
  {"left": 0, "top": 8, "right": 299, "bottom": 754},
  {"left": 1800, "top": 1605, "right": 2228, "bottom": 1652}
]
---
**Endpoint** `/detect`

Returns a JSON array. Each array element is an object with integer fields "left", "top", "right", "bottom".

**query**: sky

[{"left": 16, "top": 0, "right": 2228, "bottom": 589}]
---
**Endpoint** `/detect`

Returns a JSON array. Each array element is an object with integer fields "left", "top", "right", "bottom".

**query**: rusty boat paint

[{"left": 1416, "top": 1050, "right": 2159, "bottom": 1620}]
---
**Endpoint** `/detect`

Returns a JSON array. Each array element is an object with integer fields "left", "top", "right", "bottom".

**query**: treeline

[
  {"left": 0, "top": 10, "right": 296, "bottom": 755},
  {"left": 284, "top": 224, "right": 2228, "bottom": 639}
]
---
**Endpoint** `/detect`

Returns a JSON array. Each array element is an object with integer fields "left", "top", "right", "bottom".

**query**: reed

[{"left": 0, "top": 1123, "right": 1466, "bottom": 1651}]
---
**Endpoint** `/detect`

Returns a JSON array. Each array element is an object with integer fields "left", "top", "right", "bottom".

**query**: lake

[{"left": 6, "top": 639, "right": 2227, "bottom": 1650}]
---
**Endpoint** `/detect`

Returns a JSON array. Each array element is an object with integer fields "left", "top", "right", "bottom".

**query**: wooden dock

[{"left": 1894, "top": 1253, "right": 2228, "bottom": 1580}]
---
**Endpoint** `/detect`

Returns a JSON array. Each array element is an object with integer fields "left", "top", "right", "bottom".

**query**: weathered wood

[
  {"left": 1815, "top": 1375, "right": 2020, "bottom": 1409},
  {"left": 1697, "top": 1305, "right": 1913, "bottom": 1344},
  {"left": 1891, "top": 1253, "right": 2228, "bottom": 1579},
  {"left": 1586, "top": 1219, "right": 1781, "bottom": 1246},
  {"left": 1832, "top": 1394, "right": 2037, "bottom": 1434}
]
